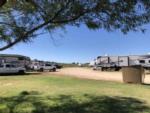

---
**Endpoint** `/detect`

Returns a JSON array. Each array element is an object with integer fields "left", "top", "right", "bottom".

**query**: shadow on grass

[
  {"left": 0, "top": 72, "right": 41, "bottom": 76},
  {"left": 0, "top": 91, "right": 149, "bottom": 113},
  {"left": 142, "top": 83, "right": 150, "bottom": 86},
  {"left": 24, "top": 72, "right": 42, "bottom": 75}
]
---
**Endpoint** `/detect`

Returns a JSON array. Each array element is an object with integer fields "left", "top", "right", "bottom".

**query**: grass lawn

[{"left": 0, "top": 73, "right": 150, "bottom": 113}]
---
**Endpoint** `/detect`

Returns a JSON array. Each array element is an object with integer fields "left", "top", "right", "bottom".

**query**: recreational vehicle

[
  {"left": 0, "top": 54, "right": 30, "bottom": 68},
  {"left": 0, "top": 54, "right": 30, "bottom": 74},
  {"left": 94, "top": 55, "right": 150, "bottom": 71}
]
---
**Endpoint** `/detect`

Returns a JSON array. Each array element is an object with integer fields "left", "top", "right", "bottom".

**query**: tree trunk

[{"left": 0, "top": 0, "right": 6, "bottom": 7}]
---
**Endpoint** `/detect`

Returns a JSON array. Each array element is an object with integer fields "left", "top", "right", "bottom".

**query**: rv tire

[
  {"left": 40, "top": 68, "right": 44, "bottom": 72},
  {"left": 18, "top": 70, "right": 25, "bottom": 74}
]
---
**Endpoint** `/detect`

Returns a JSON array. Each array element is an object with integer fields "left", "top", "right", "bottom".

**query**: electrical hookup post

[{"left": 122, "top": 66, "right": 145, "bottom": 84}]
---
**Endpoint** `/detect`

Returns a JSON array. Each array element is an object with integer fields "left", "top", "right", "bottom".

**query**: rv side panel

[
  {"left": 100, "top": 56, "right": 109, "bottom": 64},
  {"left": 119, "top": 56, "right": 129, "bottom": 67},
  {"left": 109, "top": 56, "right": 119, "bottom": 66}
]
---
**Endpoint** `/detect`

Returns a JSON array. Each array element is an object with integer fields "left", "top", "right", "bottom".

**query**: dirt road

[{"left": 51, "top": 67, "right": 150, "bottom": 83}]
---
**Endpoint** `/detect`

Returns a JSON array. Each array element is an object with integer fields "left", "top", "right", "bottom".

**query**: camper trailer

[
  {"left": 93, "top": 55, "right": 150, "bottom": 71},
  {"left": 0, "top": 54, "right": 31, "bottom": 74}
]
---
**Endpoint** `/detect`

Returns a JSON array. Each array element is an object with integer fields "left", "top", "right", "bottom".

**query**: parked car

[
  {"left": 0, "top": 63, "right": 26, "bottom": 74},
  {"left": 38, "top": 63, "right": 56, "bottom": 72}
]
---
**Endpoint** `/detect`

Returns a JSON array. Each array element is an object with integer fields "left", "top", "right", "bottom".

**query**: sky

[{"left": 1, "top": 25, "right": 150, "bottom": 63}]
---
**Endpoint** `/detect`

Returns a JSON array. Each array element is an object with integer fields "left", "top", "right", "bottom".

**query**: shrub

[
  {"left": 13, "top": 102, "right": 35, "bottom": 113},
  {"left": 0, "top": 104, "right": 10, "bottom": 113}
]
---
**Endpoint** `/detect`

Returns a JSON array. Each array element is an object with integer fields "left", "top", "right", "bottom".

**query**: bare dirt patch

[{"left": 51, "top": 67, "right": 150, "bottom": 84}]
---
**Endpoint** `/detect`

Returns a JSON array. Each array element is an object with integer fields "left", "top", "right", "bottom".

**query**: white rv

[
  {"left": 0, "top": 54, "right": 30, "bottom": 69},
  {"left": 94, "top": 55, "right": 150, "bottom": 71}
]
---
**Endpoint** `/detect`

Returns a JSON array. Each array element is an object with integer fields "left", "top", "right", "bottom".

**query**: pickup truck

[
  {"left": 0, "top": 63, "right": 26, "bottom": 74},
  {"left": 38, "top": 63, "right": 56, "bottom": 72}
]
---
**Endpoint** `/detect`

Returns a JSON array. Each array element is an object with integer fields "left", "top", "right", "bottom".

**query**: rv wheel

[
  {"left": 49, "top": 68, "right": 56, "bottom": 72},
  {"left": 40, "top": 68, "right": 44, "bottom": 72},
  {"left": 52, "top": 68, "right": 56, "bottom": 72},
  {"left": 115, "top": 67, "right": 121, "bottom": 71},
  {"left": 18, "top": 70, "right": 25, "bottom": 74}
]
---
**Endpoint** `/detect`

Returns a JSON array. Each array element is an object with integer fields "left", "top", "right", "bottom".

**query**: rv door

[
  {"left": 5, "top": 64, "right": 13, "bottom": 73},
  {"left": 0, "top": 64, "right": 5, "bottom": 73}
]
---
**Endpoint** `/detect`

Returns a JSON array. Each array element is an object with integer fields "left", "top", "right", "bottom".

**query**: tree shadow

[
  {"left": 24, "top": 72, "right": 42, "bottom": 75},
  {"left": 0, "top": 72, "right": 41, "bottom": 76},
  {"left": 142, "top": 83, "right": 150, "bottom": 86},
  {"left": 0, "top": 91, "right": 149, "bottom": 113}
]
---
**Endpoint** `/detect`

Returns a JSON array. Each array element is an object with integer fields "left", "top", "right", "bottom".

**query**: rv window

[
  {"left": 0, "top": 64, "right": 3, "bottom": 67},
  {"left": 11, "top": 64, "right": 16, "bottom": 67},
  {"left": 139, "top": 60, "right": 145, "bottom": 63},
  {"left": 45, "top": 64, "right": 51, "bottom": 66},
  {"left": 149, "top": 60, "right": 150, "bottom": 63},
  {"left": 119, "top": 60, "right": 123, "bottom": 62},
  {"left": 6, "top": 64, "right": 11, "bottom": 67},
  {"left": 6, "top": 64, "right": 16, "bottom": 68},
  {"left": 18, "top": 57, "right": 24, "bottom": 60}
]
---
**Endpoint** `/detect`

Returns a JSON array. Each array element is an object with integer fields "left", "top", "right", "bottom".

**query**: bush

[
  {"left": 0, "top": 104, "right": 10, "bottom": 113},
  {"left": 13, "top": 102, "right": 35, "bottom": 113}
]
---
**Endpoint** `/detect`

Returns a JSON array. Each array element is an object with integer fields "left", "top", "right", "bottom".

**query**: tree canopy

[
  {"left": 0, "top": 0, "right": 6, "bottom": 7},
  {"left": 0, "top": 0, "right": 150, "bottom": 51}
]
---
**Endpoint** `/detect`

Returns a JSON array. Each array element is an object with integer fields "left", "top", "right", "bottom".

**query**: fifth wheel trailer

[{"left": 93, "top": 55, "right": 150, "bottom": 71}]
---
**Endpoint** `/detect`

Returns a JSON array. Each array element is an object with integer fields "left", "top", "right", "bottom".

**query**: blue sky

[{"left": 1, "top": 25, "right": 150, "bottom": 63}]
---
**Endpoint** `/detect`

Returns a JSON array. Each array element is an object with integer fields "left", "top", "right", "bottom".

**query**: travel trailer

[{"left": 93, "top": 55, "right": 150, "bottom": 71}]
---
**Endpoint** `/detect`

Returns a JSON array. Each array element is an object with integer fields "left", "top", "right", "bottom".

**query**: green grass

[{"left": 0, "top": 73, "right": 150, "bottom": 113}]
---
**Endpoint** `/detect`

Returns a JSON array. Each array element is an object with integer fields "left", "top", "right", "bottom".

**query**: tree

[
  {"left": 0, "top": 0, "right": 150, "bottom": 51},
  {"left": 0, "top": 0, "right": 6, "bottom": 7}
]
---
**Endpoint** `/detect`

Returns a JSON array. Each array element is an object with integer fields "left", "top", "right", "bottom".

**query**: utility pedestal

[{"left": 122, "top": 66, "right": 144, "bottom": 84}]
